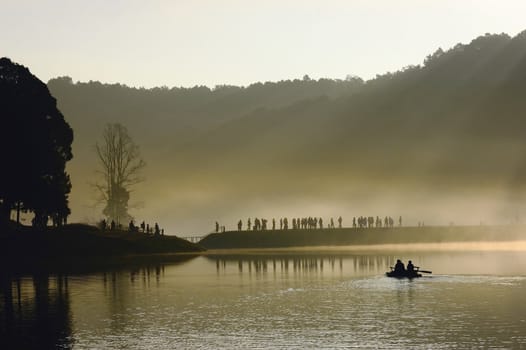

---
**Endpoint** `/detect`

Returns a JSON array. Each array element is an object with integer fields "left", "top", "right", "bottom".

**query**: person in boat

[
  {"left": 407, "top": 260, "right": 415, "bottom": 273},
  {"left": 394, "top": 259, "right": 405, "bottom": 273}
]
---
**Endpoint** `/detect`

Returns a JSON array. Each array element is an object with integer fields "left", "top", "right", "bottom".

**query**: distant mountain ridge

[{"left": 47, "top": 30, "right": 526, "bottom": 233}]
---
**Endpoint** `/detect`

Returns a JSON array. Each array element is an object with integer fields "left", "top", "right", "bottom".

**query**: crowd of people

[
  {"left": 353, "top": 216, "right": 401, "bottom": 228},
  {"left": 100, "top": 219, "right": 165, "bottom": 236},
  {"left": 215, "top": 215, "right": 403, "bottom": 232}
]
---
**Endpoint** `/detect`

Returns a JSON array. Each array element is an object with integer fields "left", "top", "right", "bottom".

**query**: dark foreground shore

[
  {"left": 0, "top": 223, "right": 203, "bottom": 273},
  {"left": 199, "top": 225, "right": 526, "bottom": 249}
]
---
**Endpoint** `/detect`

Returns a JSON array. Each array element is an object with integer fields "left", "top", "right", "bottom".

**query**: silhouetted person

[
  {"left": 215, "top": 221, "right": 219, "bottom": 233},
  {"left": 238, "top": 220, "right": 242, "bottom": 231},
  {"left": 399, "top": 216, "right": 402, "bottom": 227},
  {"left": 319, "top": 218, "right": 323, "bottom": 229},
  {"left": 394, "top": 259, "right": 405, "bottom": 273},
  {"left": 154, "top": 223, "right": 160, "bottom": 235},
  {"left": 141, "top": 221, "right": 145, "bottom": 233},
  {"left": 129, "top": 220, "right": 135, "bottom": 232},
  {"left": 146, "top": 223, "right": 150, "bottom": 234},
  {"left": 407, "top": 260, "right": 415, "bottom": 273},
  {"left": 284, "top": 217, "right": 288, "bottom": 230},
  {"left": 338, "top": 216, "right": 342, "bottom": 228},
  {"left": 280, "top": 218, "right": 283, "bottom": 230},
  {"left": 272, "top": 218, "right": 276, "bottom": 230},
  {"left": 110, "top": 220, "right": 116, "bottom": 231},
  {"left": 247, "top": 218, "right": 251, "bottom": 231},
  {"left": 101, "top": 219, "right": 107, "bottom": 231}
]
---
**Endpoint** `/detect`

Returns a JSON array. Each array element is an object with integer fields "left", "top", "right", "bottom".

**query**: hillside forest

[{"left": 47, "top": 31, "right": 526, "bottom": 234}]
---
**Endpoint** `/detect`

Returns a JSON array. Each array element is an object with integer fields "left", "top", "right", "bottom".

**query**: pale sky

[{"left": 2, "top": 0, "right": 526, "bottom": 88}]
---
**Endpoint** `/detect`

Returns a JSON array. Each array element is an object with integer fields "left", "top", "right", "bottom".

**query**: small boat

[
  {"left": 386, "top": 266, "right": 431, "bottom": 278},
  {"left": 386, "top": 270, "right": 422, "bottom": 278}
]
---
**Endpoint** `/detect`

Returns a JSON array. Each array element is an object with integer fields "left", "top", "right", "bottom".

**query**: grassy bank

[
  {"left": 199, "top": 225, "right": 526, "bottom": 249},
  {"left": 0, "top": 223, "right": 204, "bottom": 272}
]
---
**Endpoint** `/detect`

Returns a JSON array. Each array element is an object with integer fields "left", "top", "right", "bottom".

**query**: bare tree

[{"left": 95, "top": 123, "right": 145, "bottom": 225}]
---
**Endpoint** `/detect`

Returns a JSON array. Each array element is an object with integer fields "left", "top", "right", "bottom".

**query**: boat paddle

[{"left": 414, "top": 266, "right": 432, "bottom": 274}]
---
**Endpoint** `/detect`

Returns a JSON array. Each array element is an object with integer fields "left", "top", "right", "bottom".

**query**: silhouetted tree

[
  {"left": 94, "top": 123, "right": 145, "bottom": 225},
  {"left": 0, "top": 57, "right": 73, "bottom": 227}
]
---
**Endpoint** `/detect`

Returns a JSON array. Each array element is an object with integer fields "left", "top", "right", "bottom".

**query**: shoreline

[
  {"left": 199, "top": 224, "right": 526, "bottom": 249},
  {"left": 2, "top": 223, "right": 525, "bottom": 273}
]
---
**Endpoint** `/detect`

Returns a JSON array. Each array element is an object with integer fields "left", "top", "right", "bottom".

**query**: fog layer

[{"left": 48, "top": 31, "right": 526, "bottom": 234}]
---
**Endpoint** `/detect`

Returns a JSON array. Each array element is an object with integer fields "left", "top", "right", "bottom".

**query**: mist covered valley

[{"left": 48, "top": 31, "right": 526, "bottom": 235}]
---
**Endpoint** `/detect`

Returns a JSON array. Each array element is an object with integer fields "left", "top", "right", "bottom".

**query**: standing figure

[
  {"left": 238, "top": 220, "right": 242, "bottom": 231},
  {"left": 338, "top": 216, "right": 342, "bottom": 228},
  {"left": 215, "top": 221, "right": 219, "bottom": 233}
]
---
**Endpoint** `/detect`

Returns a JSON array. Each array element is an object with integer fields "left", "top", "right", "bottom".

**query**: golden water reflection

[{"left": 2, "top": 246, "right": 526, "bottom": 349}]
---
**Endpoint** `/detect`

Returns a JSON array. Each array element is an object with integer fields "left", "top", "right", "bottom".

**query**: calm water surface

[{"left": 2, "top": 245, "right": 526, "bottom": 349}]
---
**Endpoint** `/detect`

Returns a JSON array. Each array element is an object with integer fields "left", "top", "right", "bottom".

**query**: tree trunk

[
  {"left": 16, "top": 201, "right": 21, "bottom": 225},
  {"left": 0, "top": 200, "right": 11, "bottom": 226}
]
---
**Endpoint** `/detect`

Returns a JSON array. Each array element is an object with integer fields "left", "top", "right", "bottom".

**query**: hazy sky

[{"left": 2, "top": 0, "right": 526, "bottom": 87}]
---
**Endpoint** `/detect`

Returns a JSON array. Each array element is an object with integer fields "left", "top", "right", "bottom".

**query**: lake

[{"left": 2, "top": 243, "right": 526, "bottom": 349}]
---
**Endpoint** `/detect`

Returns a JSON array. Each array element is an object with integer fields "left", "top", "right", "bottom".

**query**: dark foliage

[{"left": 0, "top": 58, "right": 73, "bottom": 227}]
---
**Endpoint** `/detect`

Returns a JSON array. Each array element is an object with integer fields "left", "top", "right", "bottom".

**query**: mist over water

[{"left": 5, "top": 4, "right": 526, "bottom": 349}]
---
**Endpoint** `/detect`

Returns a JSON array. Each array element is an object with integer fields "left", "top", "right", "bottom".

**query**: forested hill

[
  {"left": 48, "top": 31, "right": 526, "bottom": 233},
  {"left": 196, "top": 31, "right": 526, "bottom": 188},
  {"left": 47, "top": 74, "right": 364, "bottom": 152}
]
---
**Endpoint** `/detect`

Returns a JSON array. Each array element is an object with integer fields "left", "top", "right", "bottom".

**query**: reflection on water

[
  {"left": 1, "top": 273, "right": 72, "bottom": 349},
  {"left": 210, "top": 254, "right": 399, "bottom": 277},
  {"left": 2, "top": 249, "right": 526, "bottom": 349}
]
